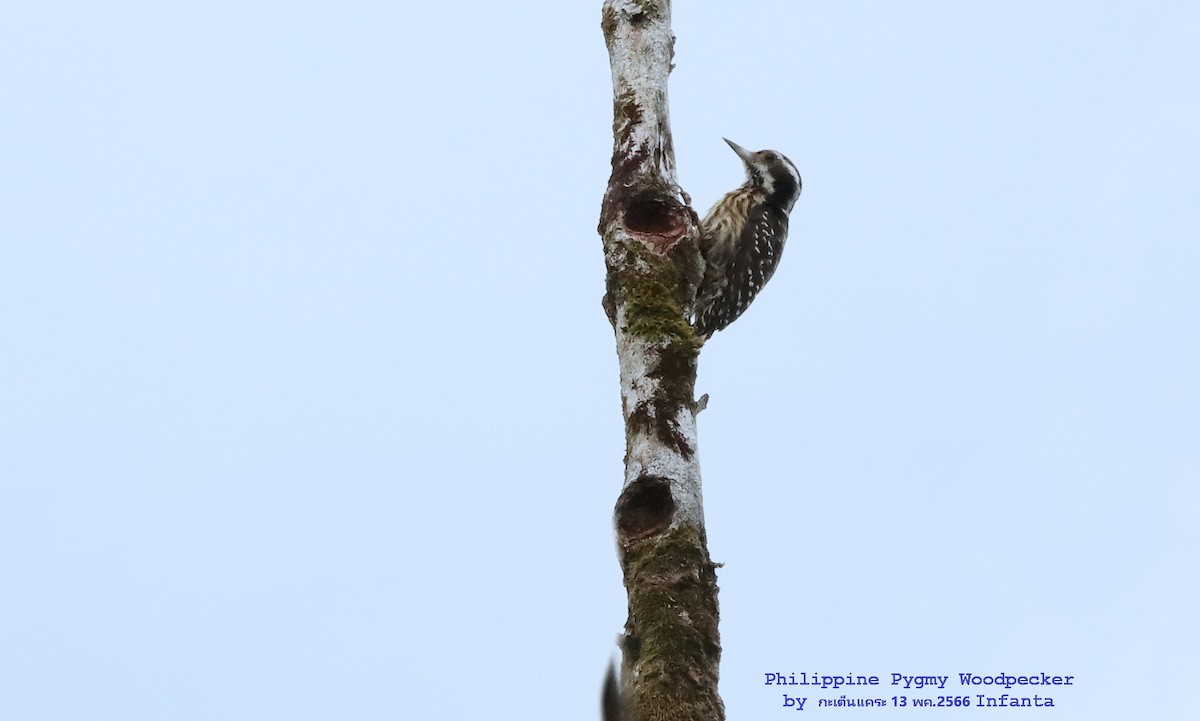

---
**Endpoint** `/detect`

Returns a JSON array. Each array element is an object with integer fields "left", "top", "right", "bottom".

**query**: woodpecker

[{"left": 693, "top": 138, "right": 801, "bottom": 340}]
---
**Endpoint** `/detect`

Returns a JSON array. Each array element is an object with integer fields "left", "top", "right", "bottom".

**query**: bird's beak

[{"left": 723, "top": 138, "right": 755, "bottom": 164}]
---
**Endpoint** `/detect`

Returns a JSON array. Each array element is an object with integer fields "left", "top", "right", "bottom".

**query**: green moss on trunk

[
  {"left": 607, "top": 233, "right": 703, "bottom": 457},
  {"left": 621, "top": 525, "right": 723, "bottom": 721}
]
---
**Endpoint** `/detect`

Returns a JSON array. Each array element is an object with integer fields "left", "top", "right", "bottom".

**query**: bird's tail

[{"left": 602, "top": 661, "right": 624, "bottom": 721}]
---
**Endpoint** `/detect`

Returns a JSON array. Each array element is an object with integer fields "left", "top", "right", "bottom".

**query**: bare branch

[{"left": 600, "top": 2, "right": 723, "bottom": 720}]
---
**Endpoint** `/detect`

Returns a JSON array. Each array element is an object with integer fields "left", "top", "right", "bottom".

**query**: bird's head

[{"left": 724, "top": 138, "right": 802, "bottom": 213}]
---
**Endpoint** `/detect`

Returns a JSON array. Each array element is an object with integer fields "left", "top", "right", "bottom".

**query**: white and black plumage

[{"left": 693, "top": 138, "right": 801, "bottom": 340}]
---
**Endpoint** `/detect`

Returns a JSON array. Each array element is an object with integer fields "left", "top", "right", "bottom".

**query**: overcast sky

[{"left": 2, "top": 2, "right": 1197, "bottom": 720}]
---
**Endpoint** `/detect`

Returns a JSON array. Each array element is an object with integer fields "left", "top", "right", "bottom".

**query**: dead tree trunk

[{"left": 599, "top": 2, "right": 723, "bottom": 721}]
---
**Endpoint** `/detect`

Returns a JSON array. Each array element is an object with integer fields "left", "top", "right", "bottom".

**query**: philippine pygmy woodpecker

[{"left": 692, "top": 138, "right": 802, "bottom": 340}]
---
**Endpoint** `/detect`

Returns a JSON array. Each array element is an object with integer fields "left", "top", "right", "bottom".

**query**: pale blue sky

[{"left": 2, "top": 2, "right": 1197, "bottom": 720}]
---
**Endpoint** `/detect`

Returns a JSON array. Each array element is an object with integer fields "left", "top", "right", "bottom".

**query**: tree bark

[{"left": 599, "top": 2, "right": 723, "bottom": 720}]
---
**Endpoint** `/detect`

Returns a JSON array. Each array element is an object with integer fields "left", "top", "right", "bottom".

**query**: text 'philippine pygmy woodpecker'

[{"left": 692, "top": 138, "right": 802, "bottom": 340}]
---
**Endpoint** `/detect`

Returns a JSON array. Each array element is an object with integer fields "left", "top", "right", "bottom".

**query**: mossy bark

[{"left": 618, "top": 526, "right": 722, "bottom": 721}]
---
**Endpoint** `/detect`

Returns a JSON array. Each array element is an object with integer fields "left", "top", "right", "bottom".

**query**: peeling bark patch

[
  {"left": 628, "top": 397, "right": 690, "bottom": 459},
  {"left": 611, "top": 90, "right": 644, "bottom": 144},
  {"left": 646, "top": 342, "right": 698, "bottom": 458},
  {"left": 627, "top": 399, "right": 687, "bottom": 458},
  {"left": 615, "top": 475, "right": 675, "bottom": 539},
  {"left": 600, "top": 8, "right": 618, "bottom": 43},
  {"left": 605, "top": 0, "right": 664, "bottom": 27}
]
